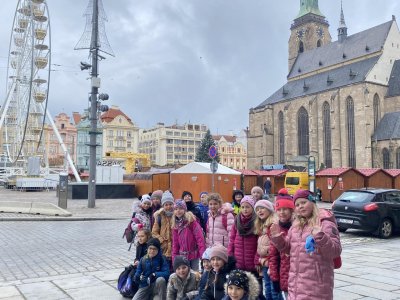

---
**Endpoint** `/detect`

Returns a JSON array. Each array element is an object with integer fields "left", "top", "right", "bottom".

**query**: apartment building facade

[
  {"left": 139, "top": 123, "right": 208, "bottom": 166},
  {"left": 213, "top": 133, "right": 247, "bottom": 169}
]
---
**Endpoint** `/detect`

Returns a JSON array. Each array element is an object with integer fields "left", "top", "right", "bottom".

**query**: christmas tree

[{"left": 195, "top": 129, "right": 220, "bottom": 163}]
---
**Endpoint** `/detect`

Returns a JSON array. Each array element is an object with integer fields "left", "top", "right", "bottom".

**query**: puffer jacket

[
  {"left": 227, "top": 215, "right": 258, "bottom": 272},
  {"left": 130, "top": 206, "right": 152, "bottom": 232},
  {"left": 172, "top": 213, "right": 206, "bottom": 262},
  {"left": 222, "top": 271, "right": 261, "bottom": 300},
  {"left": 152, "top": 208, "right": 173, "bottom": 259},
  {"left": 199, "top": 256, "right": 236, "bottom": 300},
  {"left": 255, "top": 225, "right": 271, "bottom": 267},
  {"left": 167, "top": 271, "right": 201, "bottom": 300},
  {"left": 133, "top": 252, "right": 170, "bottom": 288},
  {"left": 270, "top": 209, "right": 342, "bottom": 300},
  {"left": 206, "top": 203, "right": 234, "bottom": 248},
  {"left": 268, "top": 221, "right": 291, "bottom": 292}
]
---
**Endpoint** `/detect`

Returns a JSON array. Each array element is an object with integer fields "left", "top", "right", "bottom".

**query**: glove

[
  {"left": 147, "top": 273, "right": 156, "bottom": 285},
  {"left": 272, "top": 281, "right": 281, "bottom": 292},
  {"left": 305, "top": 235, "right": 315, "bottom": 254}
]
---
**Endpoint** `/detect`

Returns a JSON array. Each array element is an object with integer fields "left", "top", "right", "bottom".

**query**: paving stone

[
  {"left": 339, "top": 284, "right": 400, "bottom": 300},
  {"left": 335, "top": 274, "right": 399, "bottom": 291},
  {"left": 52, "top": 275, "right": 104, "bottom": 290},
  {"left": 63, "top": 284, "right": 121, "bottom": 300},
  {"left": 0, "top": 286, "right": 20, "bottom": 298},
  {"left": 333, "top": 289, "right": 364, "bottom": 300},
  {"left": 17, "top": 282, "right": 70, "bottom": 300}
]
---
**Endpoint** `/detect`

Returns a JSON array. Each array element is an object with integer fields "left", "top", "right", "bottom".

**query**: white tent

[{"left": 171, "top": 162, "right": 241, "bottom": 175}]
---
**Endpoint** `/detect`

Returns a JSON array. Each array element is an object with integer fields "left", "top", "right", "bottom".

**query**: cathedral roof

[
  {"left": 373, "top": 111, "right": 400, "bottom": 141},
  {"left": 386, "top": 59, "right": 400, "bottom": 98},
  {"left": 255, "top": 55, "right": 379, "bottom": 108},
  {"left": 288, "top": 20, "right": 393, "bottom": 79}
]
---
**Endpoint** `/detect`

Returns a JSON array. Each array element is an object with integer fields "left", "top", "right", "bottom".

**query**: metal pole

[{"left": 88, "top": 0, "right": 99, "bottom": 208}]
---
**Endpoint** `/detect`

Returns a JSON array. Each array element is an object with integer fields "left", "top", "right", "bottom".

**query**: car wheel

[
  {"left": 378, "top": 218, "right": 393, "bottom": 239},
  {"left": 338, "top": 226, "right": 347, "bottom": 233}
]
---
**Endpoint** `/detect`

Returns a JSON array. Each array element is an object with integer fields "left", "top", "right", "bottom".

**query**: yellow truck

[{"left": 284, "top": 172, "right": 309, "bottom": 195}]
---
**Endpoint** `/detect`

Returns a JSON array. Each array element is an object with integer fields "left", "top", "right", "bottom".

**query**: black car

[{"left": 332, "top": 188, "right": 400, "bottom": 238}]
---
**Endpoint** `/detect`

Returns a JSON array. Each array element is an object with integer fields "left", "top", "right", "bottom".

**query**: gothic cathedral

[{"left": 248, "top": 0, "right": 400, "bottom": 170}]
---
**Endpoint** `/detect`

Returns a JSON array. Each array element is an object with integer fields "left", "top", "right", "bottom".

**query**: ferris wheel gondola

[{"left": 0, "top": 0, "right": 50, "bottom": 164}]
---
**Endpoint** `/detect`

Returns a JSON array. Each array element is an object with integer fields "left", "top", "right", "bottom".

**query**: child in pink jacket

[
  {"left": 172, "top": 199, "right": 206, "bottom": 271},
  {"left": 270, "top": 189, "right": 342, "bottom": 300},
  {"left": 206, "top": 193, "right": 235, "bottom": 248}
]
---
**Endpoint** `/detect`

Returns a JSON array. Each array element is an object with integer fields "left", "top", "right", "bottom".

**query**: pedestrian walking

[
  {"left": 172, "top": 199, "right": 206, "bottom": 271},
  {"left": 270, "top": 189, "right": 342, "bottom": 300}
]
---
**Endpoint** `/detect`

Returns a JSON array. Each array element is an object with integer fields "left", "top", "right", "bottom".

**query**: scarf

[
  {"left": 236, "top": 212, "right": 256, "bottom": 236},
  {"left": 279, "top": 220, "right": 292, "bottom": 229},
  {"left": 176, "top": 216, "right": 186, "bottom": 230}
]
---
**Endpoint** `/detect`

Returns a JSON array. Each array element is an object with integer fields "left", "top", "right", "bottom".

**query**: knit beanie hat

[
  {"left": 251, "top": 186, "right": 264, "bottom": 195},
  {"left": 293, "top": 189, "right": 316, "bottom": 203},
  {"left": 240, "top": 195, "right": 255, "bottom": 209},
  {"left": 173, "top": 255, "right": 190, "bottom": 272},
  {"left": 227, "top": 269, "right": 249, "bottom": 292},
  {"left": 174, "top": 199, "right": 187, "bottom": 211},
  {"left": 277, "top": 188, "right": 289, "bottom": 196},
  {"left": 181, "top": 191, "right": 193, "bottom": 200},
  {"left": 161, "top": 191, "right": 174, "bottom": 206},
  {"left": 202, "top": 248, "right": 211, "bottom": 261},
  {"left": 275, "top": 193, "right": 295, "bottom": 210},
  {"left": 200, "top": 191, "right": 208, "bottom": 198},
  {"left": 209, "top": 244, "right": 228, "bottom": 263},
  {"left": 232, "top": 190, "right": 244, "bottom": 201},
  {"left": 151, "top": 190, "right": 163, "bottom": 200},
  {"left": 141, "top": 194, "right": 151, "bottom": 205},
  {"left": 147, "top": 237, "right": 161, "bottom": 251},
  {"left": 254, "top": 199, "right": 274, "bottom": 213}
]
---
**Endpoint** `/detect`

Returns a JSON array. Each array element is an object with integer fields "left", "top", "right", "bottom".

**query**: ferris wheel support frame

[
  {"left": 0, "top": 80, "right": 16, "bottom": 131},
  {"left": 42, "top": 104, "right": 81, "bottom": 182}
]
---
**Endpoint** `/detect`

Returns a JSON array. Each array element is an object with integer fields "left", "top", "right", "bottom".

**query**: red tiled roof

[
  {"left": 101, "top": 108, "right": 133, "bottom": 124},
  {"left": 253, "top": 169, "right": 288, "bottom": 176},
  {"left": 316, "top": 167, "right": 352, "bottom": 176},
  {"left": 382, "top": 169, "right": 400, "bottom": 177},
  {"left": 236, "top": 169, "right": 258, "bottom": 176},
  {"left": 357, "top": 168, "right": 381, "bottom": 177}
]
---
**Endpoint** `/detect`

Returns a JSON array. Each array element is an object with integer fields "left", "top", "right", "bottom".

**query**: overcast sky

[{"left": 1, "top": 0, "right": 399, "bottom": 135}]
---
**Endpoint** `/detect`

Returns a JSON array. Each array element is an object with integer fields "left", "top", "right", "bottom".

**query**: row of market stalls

[{"left": 123, "top": 162, "right": 400, "bottom": 203}]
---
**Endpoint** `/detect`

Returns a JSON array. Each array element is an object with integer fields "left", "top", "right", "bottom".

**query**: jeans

[
  {"left": 262, "top": 267, "right": 273, "bottom": 300},
  {"left": 132, "top": 277, "right": 166, "bottom": 300},
  {"left": 271, "top": 279, "right": 283, "bottom": 300}
]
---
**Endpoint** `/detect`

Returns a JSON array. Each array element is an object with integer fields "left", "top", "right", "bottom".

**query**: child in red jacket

[{"left": 268, "top": 192, "right": 294, "bottom": 300}]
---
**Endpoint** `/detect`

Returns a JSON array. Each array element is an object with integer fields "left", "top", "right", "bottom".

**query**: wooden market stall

[
  {"left": 252, "top": 169, "right": 288, "bottom": 195},
  {"left": 357, "top": 168, "right": 393, "bottom": 189},
  {"left": 123, "top": 171, "right": 170, "bottom": 197},
  {"left": 316, "top": 168, "right": 364, "bottom": 202},
  {"left": 383, "top": 169, "right": 400, "bottom": 189},
  {"left": 170, "top": 162, "right": 241, "bottom": 202},
  {"left": 236, "top": 169, "right": 258, "bottom": 195}
]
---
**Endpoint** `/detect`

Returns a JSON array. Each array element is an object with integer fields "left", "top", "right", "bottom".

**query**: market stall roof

[{"left": 171, "top": 162, "right": 241, "bottom": 175}]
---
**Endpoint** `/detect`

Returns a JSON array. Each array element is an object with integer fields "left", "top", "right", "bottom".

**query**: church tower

[{"left": 288, "top": 0, "right": 331, "bottom": 72}]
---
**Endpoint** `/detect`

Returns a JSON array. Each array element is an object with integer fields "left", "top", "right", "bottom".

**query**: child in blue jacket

[{"left": 133, "top": 238, "right": 170, "bottom": 300}]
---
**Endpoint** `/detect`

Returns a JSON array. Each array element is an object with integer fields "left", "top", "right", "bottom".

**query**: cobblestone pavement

[{"left": 0, "top": 218, "right": 399, "bottom": 299}]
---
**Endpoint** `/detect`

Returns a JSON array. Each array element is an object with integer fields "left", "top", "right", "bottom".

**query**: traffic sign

[{"left": 209, "top": 145, "right": 217, "bottom": 159}]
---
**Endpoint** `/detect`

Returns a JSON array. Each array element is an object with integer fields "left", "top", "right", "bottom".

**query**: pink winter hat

[
  {"left": 209, "top": 244, "right": 228, "bottom": 263},
  {"left": 240, "top": 196, "right": 255, "bottom": 208},
  {"left": 293, "top": 189, "right": 315, "bottom": 203},
  {"left": 254, "top": 200, "right": 274, "bottom": 213}
]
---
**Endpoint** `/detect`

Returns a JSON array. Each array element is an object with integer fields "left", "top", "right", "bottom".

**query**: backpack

[
  {"left": 122, "top": 213, "right": 137, "bottom": 251},
  {"left": 117, "top": 265, "right": 139, "bottom": 298}
]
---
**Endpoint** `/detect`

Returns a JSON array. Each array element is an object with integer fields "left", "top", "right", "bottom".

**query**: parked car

[{"left": 332, "top": 188, "right": 400, "bottom": 238}]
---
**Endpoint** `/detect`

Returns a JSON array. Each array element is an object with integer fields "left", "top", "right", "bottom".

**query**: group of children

[{"left": 124, "top": 186, "right": 342, "bottom": 300}]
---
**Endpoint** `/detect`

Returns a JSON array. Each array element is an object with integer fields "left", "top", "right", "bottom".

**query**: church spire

[
  {"left": 338, "top": 0, "right": 348, "bottom": 43},
  {"left": 296, "top": 0, "right": 324, "bottom": 19}
]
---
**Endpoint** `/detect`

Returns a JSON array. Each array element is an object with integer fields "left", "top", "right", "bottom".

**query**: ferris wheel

[{"left": 0, "top": 0, "right": 50, "bottom": 164}]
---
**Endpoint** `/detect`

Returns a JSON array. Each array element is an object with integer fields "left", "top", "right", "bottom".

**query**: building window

[
  {"left": 317, "top": 39, "right": 322, "bottom": 47},
  {"left": 127, "top": 141, "right": 131, "bottom": 148},
  {"left": 382, "top": 148, "right": 390, "bottom": 169},
  {"left": 323, "top": 102, "right": 332, "bottom": 168},
  {"left": 373, "top": 94, "right": 380, "bottom": 131},
  {"left": 61, "top": 123, "right": 65, "bottom": 129},
  {"left": 278, "top": 111, "right": 285, "bottom": 164},
  {"left": 127, "top": 131, "right": 132, "bottom": 137},
  {"left": 396, "top": 148, "right": 400, "bottom": 169},
  {"left": 297, "top": 106, "right": 309, "bottom": 156},
  {"left": 346, "top": 97, "right": 356, "bottom": 167},
  {"left": 299, "top": 41, "right": 304, "bottom": 53}
]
